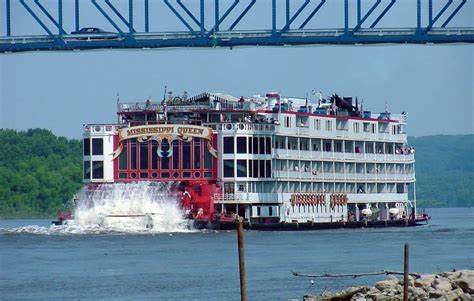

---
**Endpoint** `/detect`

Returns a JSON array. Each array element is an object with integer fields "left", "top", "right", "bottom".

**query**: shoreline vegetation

[{"left": 0, "top": 129, "right": 473, "bottom": 219}]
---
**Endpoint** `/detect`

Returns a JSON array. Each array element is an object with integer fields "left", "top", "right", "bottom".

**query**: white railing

[
  {"left": 273, "top": 149, "right": 415, "bottom": 162},
  {"left": 213, "top": 193, "right": 248, "bottom": 203},
  {"left": 206, "top": 122, "right": 276, "bottom": 134},
  {"left": 83, "top": 124, "right": 120, "bottom": 134},
  {"left": 348, "top": 193, "right": 408, "bottom": 203},
  {"left": 271, "top": 170, "right": 415, "bottom": 182}
]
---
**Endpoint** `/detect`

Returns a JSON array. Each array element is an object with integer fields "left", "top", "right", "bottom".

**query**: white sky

[{"left": 0, "top": 0, "right": 473, "bottom": 138}]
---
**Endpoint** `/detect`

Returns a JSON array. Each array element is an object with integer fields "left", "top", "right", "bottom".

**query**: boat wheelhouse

[{"left": 80, "top": 91, "right": 427, "bottom": 229}]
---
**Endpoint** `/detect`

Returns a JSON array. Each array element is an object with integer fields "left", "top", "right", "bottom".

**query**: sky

[{"left": 0, "top": 1, "right": 473, "bottom": 139}]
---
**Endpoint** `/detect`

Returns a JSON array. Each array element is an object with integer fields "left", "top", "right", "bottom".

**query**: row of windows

[
  {"left": 223, "top": 136, "right": 272, "bottom": 155},
  {"left": 273, "top": 138, "right": 404, "bottom": 154},
  {"left": 118, "top": 138, "right": 213, "bottom": 172},
  {"left": 274, "top": 161, "right": 413, "bottom": 173},
  {"left": 117, "top": 171, "right": 213, "bottom": 180},
  {"left": 223, "top": 159, "right": 272, "bottom": 178},
  {"left": 84, "top": 138, "right": 103, "bottom": 156},
  {"left": 231, "top": 181, "right": 407, "bottom": 194},
  {"left": 291, "top": 203, "right": 345, "bottom": 214}
]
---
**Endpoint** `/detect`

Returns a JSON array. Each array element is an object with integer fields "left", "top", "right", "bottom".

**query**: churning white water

[
  {"left": 72, "top": 182, "right": 190, "bottom": 232},
  {"left": 2, "top": 182, "right": 194, "bottom": 235}
]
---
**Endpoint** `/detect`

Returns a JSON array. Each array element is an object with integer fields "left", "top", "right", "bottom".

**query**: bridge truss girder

[{"left": 1, "top": 0, "right": 473, "bottom": 53}]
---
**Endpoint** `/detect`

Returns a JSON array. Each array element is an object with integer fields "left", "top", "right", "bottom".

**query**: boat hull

[{"left": 192, "top": 218, "right": 429, "bottom": 231}]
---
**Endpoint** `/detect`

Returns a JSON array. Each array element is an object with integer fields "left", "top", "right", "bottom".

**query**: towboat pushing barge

[{"left": 55, "top": 90, "right": 429, "bottom": 229}]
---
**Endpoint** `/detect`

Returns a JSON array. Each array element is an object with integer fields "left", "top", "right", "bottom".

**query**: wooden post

[
  {"left": 403, "top": 243, "right": 409, "bottom": 301},
  {"left": 236, "top": 220, "right": 247, "bottom": 301}
]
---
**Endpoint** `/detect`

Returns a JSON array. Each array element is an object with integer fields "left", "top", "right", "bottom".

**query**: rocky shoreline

[{"left": 303, "top": 269, "right": 474, "bottom": 301}]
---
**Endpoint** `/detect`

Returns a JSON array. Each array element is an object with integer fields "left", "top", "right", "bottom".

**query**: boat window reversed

[
  {"left": 223, "top": 137, "right": 234, "bottom": 154},
  {"left": 236, "top": 159, "right": 247, "bottom": 177},
  {"left": 92, "top": 161, "right": 103, "bottom": 179},
  {"left": 83, "top": 161, "right": 90, "bottom": 179},
  {"left": 92, "top": 138, "right": 103, "bottom": 155},
  {"left": 237, "top": 137, "right": 247, "bottom": 154},
  {"left": 223, "top": 160, "right": 234, "bottom": 177},
  {"left": 83, "top": 138, "right": 90, "bottom": 156}
]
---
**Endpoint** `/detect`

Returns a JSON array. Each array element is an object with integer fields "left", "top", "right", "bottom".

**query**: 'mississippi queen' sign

[{"left": 111, "top": 124, "right": 217, "bottom": 159}]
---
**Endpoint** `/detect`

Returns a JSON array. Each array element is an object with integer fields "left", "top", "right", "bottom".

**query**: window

[
  {"left": 253, "top": 160, "right": 258, "bottom": 177},
  {"left": 324, "top": 142, "right": 332, "bottom": 152},
  {"left": 182, "top": 142, "right": 191, "bottom": 169},
  {"left": 253, "top": 137, "right": 258, "bottom": 154},
  {"left": 259, "top": 160, "right": 265, "bottom": 177},
  {"left": 223, "top": 137, "right": 234, "bottom": 153},
  {"left": 236, "top": 160, "right": 247, "bottom": 177},
  {"left": 92, "top": 138, "right": 103, "bottom": 155},
  {"left": 314, "top": 119, "right": 321, "bottom": 130},
  {"left": 269, "top": 207, "right": 273, "bottom": 216},
  {"left": 83, "top": 138, "right": 90, "bottom": 156},
  {"left": 83, "top": 161, "right": 90, "bottom": 179},
  {"left": 371, "top": 124, "right": 376, "bottom": 133},
  {"left": 223, "top": 160, "right": 234, "bottom": 177},
  {"left": 248, "top": 137, "right": 253, "bottom": 154},
  {"left": 173, "top": 141, "right": 179, "bottom": 169},
  {"left": 160, "top": 140, "right": 170, "bottom": 169},
  {"left": 92, "top": 161, "right": 103, "bottom": 179},
  {"left": 265, "top": 137, "right": 271, "bottom": 154},
  {"left": 140, "top": 143, "right": 148, "bottom": 170},
  {"left": 284, "top": 116, "right": 291, "bottom": 128},
  {"left": 236, "top": 137, "right": 247, "bottom": 154},
  {"left": 151, "top": 141, "right": 158, "bottom": 169},
  {"left": 257, "top": 137, "right": 263, "bottom": 154},
  {"left": 194, "top": 141, "right": 201, "bottom": 169},
  {"left": 353, "top": 122, "right": 360, "bottom": 133},
  {"left": 118, "top": 144, "right": 127, "bottom": 170},
  {"left": 204, "top": 145, "right": 212, "bottom": 169},
  {"left": 238, "top": 184, "right": 246, "bottom": 192},
  {"left": 265, "top": 160, "right": 271, "bottom": 178},
  {"left": 130, "top": 140, "right": 137, "bottom": 169},
  {"left": 325, "top": 120, "right": 332, "bottom": 131},
  {"left": 257, "top": 206, "right": 261, "bottom": 216}
]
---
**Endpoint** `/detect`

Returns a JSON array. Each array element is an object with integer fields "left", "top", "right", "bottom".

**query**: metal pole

[
  {"left": 236, "top": 220, "right": 247, "bottom": 301},
  {"left": 6, "top": 0, "right": 11, "bottom": 36},
  {"left": 403, "top": 243, "right": 409, "bottom": 301},
  {"left": 75, "top": 0, "right": 79, "bottom": 32}
]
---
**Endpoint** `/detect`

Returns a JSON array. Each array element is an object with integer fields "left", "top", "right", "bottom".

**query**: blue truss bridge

[{"left": 1, "top": 0, "right": 473, "bottom": 53}]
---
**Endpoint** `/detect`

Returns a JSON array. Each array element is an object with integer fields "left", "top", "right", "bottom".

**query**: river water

[{"left": 1, "top": 207, "right": 473, "bottom": 300}]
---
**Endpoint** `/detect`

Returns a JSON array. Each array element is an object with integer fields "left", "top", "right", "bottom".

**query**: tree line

[{"left": 0, "top": 129, "right": 472, "bottom": 218}]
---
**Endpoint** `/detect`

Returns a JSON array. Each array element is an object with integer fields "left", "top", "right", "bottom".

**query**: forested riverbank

[{"left": 0, "top": 129, "right": 472, "bottom": 218}]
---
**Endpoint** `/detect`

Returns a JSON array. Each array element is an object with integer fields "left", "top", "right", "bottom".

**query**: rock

[
  {"left": 439, "top": 271, "right": 454, "bottom": 278},
  {"left": 414, "top": 274, "right": 436, "bottom": 288},
  {"left": 303, "top": 294, "right": 317, "bottom": 301},
  {"left": 409, "top": 286, "right": 428, "bottom": 299},
  {"left": 428, "top": 289, "right": 445, "bottom": 299},
  {"left": 385, "top": 275, "right": 399, "bottom": 282},
  {"left": 461, "top": 292, "right": 473, "bottom": 301},
  {"left": 452, "top": 276, "right": 474, "bottom": 294},
  {"left": 375, "top": 280, "right": 398, "bottom": 291},
  {"left": 446, "top": 288, "right": 467, "bottom": 301},
  {"left": 432, "top": 277, "right": 453, "bottom": 291}
]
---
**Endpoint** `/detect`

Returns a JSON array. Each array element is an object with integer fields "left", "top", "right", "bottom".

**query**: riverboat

[{"left": 57, "top": 90, "right": 430, "bottom": 229}]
